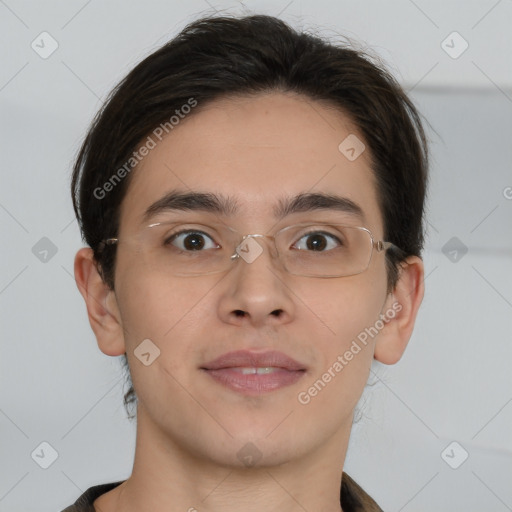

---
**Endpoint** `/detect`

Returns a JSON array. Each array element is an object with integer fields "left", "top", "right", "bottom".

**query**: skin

[{"left": 74, "top": 91, "right": 424, "bottom": 512}]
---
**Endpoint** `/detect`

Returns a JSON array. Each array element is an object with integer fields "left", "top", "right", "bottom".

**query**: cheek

[
  {"left": 294, "top": 272, "right": 388, "bottom": 404},
  {"left": 114, "top": 254, "right": 215, "bottom": 340},
  {"left": 296, "top": 268, "right": 388, "bottom": 347},
  {"left": 113, "top": 266, "right": 212, "bottom": 404},
  {"left": 113, "top": 263, "right": 225, "bottom": 390}
]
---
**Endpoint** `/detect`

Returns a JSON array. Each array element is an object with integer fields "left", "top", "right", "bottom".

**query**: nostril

[
  {"left": 271, "top": 309, "right": 283, "bottom": 317},
  {"left": 234, "top": 310, "right": 245, "bottom": 317}
]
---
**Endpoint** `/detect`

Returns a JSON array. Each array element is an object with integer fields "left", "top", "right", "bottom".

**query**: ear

[
  {"left": 74, "top": 247, "right": 126, "bottom": 356},
  {"left": 374, "top": 255, "right": 425, "bottom": 365}
]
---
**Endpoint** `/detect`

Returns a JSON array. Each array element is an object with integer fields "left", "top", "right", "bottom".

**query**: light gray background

[{"left": 1, "top": 1, "right": 511, "bottom": 511}]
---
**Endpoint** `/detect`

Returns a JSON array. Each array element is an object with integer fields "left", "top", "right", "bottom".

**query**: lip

[
  {"left": 200, "top": 350, "right": 307, "bottom": 395},
  {"left": 201, "top": 350, "right": 306, "bottom": 371}
]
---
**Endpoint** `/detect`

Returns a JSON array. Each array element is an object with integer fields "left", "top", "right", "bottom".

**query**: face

[{"left": 109, "top": 92, "right": 392, "bottom": 467}]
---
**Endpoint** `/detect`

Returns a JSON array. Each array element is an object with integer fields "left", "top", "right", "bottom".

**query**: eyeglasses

[{"left": 100, "top": 220, "right": 400, "bottom": 278}]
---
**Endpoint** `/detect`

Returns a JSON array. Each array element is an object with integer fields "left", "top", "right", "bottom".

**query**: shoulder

[
  {"left": 341, "top": 472, "right": 384, "bottom": 512},
  {"left": 60, "top": 481, "right": 125, "bottom": 512},
  {"left": 61, "top": 474, "right": 381, "bottom": 512}
]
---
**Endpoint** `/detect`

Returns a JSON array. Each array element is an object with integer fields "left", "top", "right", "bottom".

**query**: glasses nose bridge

[{"left": 229, "top": 231, "right": 279, "bottom": 263}]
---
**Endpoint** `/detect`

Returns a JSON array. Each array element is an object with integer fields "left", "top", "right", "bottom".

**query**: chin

[{"left": 210, "top": 440, "right": 301, "bottom": 469}]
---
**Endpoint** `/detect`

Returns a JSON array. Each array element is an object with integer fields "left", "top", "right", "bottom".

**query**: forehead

[{"left": 119, "top": 92, "right": 383, "bottom": 234}]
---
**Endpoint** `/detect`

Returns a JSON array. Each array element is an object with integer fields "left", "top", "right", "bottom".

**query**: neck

[{"left": 109, "top": 406, "right": 351, "bottom": 512}]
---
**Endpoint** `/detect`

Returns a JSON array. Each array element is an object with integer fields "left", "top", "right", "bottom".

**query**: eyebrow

[{"left": 142, "top": 189, "right": 366, "bottom": 224}]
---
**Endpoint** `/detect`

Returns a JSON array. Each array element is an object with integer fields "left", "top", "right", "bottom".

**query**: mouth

[
  {"left": 224, "top": 366, "right": 293, "bottom": 374},
  {"left": 200, "top": 350, "right": 307, "bottom": 395}
]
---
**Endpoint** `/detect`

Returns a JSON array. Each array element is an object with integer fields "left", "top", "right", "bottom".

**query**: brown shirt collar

[{"left": 61, "top": 472, "right": 383, "bottom": 512}]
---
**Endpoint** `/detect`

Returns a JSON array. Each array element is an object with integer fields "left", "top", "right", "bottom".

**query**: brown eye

[
  {"left": 305, "top": 234, "right": 327, "bottom": 251},
  {"left": 166, "top": 230, "right": 218, "bottom": 251},
  {"left": 293, "top": 231, "right": 342, "bottom": 251}
]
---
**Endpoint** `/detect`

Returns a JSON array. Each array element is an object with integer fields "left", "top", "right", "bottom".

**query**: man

[{"left": 65, "top": 13, "right": 428, "bottom": 512}]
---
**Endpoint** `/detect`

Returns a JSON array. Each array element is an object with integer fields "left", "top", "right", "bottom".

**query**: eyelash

[{"left": 165, "top": 229, "right": 219, "bottom": 250}]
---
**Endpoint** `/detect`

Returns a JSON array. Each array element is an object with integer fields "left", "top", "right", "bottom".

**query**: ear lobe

[
  {"left": 74, "top": 247, "right": 126, "bottom": 356},
  {"left": 374, "top": 255, "right": 425, "bottom": 365}
]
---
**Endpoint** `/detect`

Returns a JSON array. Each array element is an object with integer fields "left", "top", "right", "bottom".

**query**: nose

[{"left": 218, "top": 234, "right": 295, "bottom": 327}]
